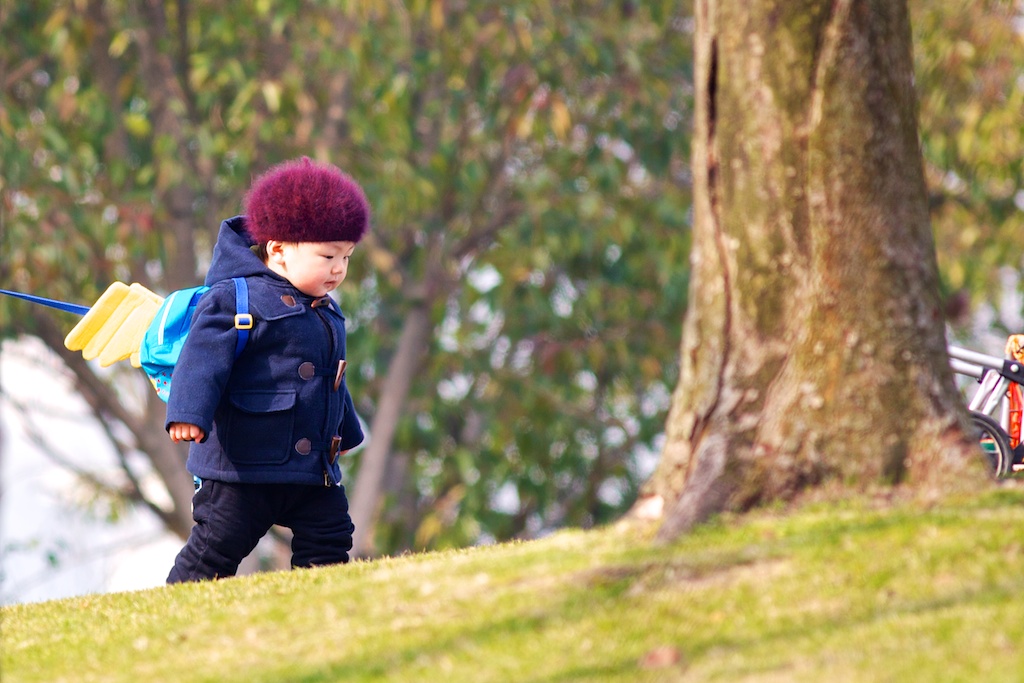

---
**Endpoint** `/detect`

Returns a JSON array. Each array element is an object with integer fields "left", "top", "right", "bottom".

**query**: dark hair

[{"left": 252, "top": 242, "right": 270, "bottom": 263}]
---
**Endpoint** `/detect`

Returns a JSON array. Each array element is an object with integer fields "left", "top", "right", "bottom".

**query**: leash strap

[{"left": 0, "top": 289, "right": 90, "bottom": 316}]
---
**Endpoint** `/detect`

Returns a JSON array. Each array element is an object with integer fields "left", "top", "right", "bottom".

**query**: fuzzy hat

[{"left": 244, "top": 157, "right": 370, "bottom": 244}]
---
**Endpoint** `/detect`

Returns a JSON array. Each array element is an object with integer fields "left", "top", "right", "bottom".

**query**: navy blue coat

[{"left": 165, "top": 216, "right": 364, "bottom": 486}]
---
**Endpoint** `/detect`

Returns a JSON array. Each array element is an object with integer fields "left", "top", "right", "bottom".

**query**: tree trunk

[
  {"left": 349, "top": 303, "right": 433, "bottom": 557},
  {"left": 650, "top": 0, "right": 983, "bottom": 539}
]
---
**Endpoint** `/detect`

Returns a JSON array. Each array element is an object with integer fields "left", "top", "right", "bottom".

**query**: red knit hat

[{"left": 244, "top": 157, "right": 370, "bottom": 244}]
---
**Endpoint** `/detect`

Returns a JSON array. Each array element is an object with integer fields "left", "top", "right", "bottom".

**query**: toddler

[{"left": 166, "top": 157, "right": 368, "bottom": 582}]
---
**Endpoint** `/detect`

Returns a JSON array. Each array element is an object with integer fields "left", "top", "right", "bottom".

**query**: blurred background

[{"left": 1, "top": 0, "right": 1022, "bottom": 603}]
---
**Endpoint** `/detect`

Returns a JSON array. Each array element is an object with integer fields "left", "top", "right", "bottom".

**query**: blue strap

[
  {"left": 232, "top": 277, "right": 250, "bottom": 359},
  {"left": 0, "top": 289, "right": 91, "bottom": 316}
]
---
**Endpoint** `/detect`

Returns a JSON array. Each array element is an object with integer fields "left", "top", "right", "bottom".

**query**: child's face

[{"left": 266, "top": 240, "right": 357, "bottom": 297}]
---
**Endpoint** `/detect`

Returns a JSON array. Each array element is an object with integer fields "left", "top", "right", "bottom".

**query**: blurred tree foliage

[
  {"left": 911, "top": 0, "right": 1024, "bottom": 329},
  {"left": 0, "top": 0, "right": 692, "bottom": 555}
]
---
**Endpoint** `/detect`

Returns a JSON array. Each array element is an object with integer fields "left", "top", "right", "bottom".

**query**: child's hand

[{"left": 169, "top": 422, "right": 205, "bottom": 443}]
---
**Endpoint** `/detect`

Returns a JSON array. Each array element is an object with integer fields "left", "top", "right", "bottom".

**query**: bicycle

[{"left": 948, "top": 340, "right": 1024, "bottom": 477}]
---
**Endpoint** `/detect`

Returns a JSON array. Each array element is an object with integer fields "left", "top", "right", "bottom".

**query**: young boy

[{"left": 165, "top": 157, "right": 369, "bottom": 583}]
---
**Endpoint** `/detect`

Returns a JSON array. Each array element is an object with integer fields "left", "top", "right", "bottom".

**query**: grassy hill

[{"left": 5, "top": 487, "right": 1024, "bottom": 682}]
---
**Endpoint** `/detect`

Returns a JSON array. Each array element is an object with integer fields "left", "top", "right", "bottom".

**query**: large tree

[{"left": 648, "top": 0, "right": 985, "bottom": 538}]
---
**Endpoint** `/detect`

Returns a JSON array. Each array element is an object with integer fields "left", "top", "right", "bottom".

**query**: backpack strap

[{"left": 231, "top": 277, "right": 252, "bottom": 359}]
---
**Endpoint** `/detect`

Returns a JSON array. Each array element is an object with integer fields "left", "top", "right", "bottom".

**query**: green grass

[{"left": 6, "top": 487, "right": 1024, "bottom": 682}]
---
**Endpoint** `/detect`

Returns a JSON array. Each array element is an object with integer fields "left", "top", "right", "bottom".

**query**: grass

[{"left": 6, "top": 487, "right": 1024, "bottom": 682}]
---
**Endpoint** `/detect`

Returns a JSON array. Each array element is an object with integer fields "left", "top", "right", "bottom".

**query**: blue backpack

[{"left": 139, "top": 277, "right": 253, "bottom": 402}]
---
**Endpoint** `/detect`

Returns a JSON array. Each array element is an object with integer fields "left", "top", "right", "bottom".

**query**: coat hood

[{"left": 204, "top": 216, "right": 275, "bottom": 285}]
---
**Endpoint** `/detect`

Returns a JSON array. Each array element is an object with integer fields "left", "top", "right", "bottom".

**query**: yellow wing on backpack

[{"left": 64, "top": 282, "right": 164, "bottom": 368}]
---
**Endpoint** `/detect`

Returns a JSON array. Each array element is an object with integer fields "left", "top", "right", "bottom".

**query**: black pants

[{"left": 167, "top": 479, "right": 355, "bottom": 583}]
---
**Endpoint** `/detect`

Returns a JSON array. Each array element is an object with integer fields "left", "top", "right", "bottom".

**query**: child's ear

[{"left": 265, "top": 240, "right": 287, "bottom": 263}]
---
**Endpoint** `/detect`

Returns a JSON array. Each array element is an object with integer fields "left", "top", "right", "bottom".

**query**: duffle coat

[{"left": 165, "top": 215, "right": 364, "bottom": 487}]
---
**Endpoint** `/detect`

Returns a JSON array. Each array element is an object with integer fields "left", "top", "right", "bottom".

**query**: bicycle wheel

[{"left": 970, "top": 411, "right": 1012, "bottom": 478}]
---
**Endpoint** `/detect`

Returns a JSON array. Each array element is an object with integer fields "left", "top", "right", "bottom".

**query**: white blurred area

[{"left": 1, "top": 337, "right": 180, "bottom": 605}]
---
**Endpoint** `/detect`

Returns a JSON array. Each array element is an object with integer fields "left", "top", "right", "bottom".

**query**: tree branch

[
  {"left": 29, "top": 314, "right": 195, "bottom": 537},
  {"left": 84, "top": 0, "right": 131, "bottom": 161}
]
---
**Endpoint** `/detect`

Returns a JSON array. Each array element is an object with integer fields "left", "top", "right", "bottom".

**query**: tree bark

[
  {"left": 651, "top": 0, "right": 983, "bottom": 539},
  {"left": 349, "top": 302, "right": 433, "bottom": 557},
  {"left": 135, "top": 0, "right": 202, "bottom": 290}
]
